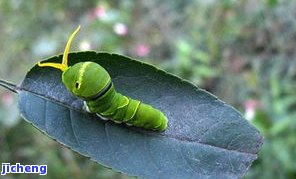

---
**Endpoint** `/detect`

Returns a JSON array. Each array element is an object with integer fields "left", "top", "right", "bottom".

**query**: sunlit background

[{"left": 0, "top": 0, "right": 295, "bottom": 178}]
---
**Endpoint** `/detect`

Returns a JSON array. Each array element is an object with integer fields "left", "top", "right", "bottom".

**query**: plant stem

[{"left": 0, "top": 79, "right": 18, "bottom": 93}]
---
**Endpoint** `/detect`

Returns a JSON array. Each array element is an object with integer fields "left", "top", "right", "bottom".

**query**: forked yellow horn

[{"left": 37, "top": 25, "right": 81, "bottom": 71}]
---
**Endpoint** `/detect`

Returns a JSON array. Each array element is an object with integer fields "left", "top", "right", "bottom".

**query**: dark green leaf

[{"left": 17, "top": 52, "right": 263, "bottom": 178}]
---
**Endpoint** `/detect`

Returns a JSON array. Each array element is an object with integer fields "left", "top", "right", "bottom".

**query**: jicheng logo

[{"left": 1, "top": 163, "right": 47, "bottom": 175}]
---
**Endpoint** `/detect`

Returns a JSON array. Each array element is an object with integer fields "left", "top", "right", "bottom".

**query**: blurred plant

[
  {"left": 203, "top": 0, "right": 296, "bottom": 178},
  {"left": 247, "top": 57, "right": 296, "bottom": 179},
  {"left": 175, "top": 39, "right": 217, "bottom": 85}
]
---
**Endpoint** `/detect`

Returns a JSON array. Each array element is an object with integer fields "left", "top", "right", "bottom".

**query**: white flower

[
  {"left": 113, "top": 23, "right": 128, "bottom": 36},
  {"left": 79, "top": 40, "right": 91, "bottom": 51}
]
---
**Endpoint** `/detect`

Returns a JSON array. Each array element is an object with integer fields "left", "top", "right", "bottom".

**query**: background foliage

[{"left": 0, "top": 0, "right": 295, "bottom": 178}]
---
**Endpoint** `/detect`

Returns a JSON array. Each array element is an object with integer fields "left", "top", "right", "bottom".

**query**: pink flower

[
  {"left": 94, "top": 6, "right": 106, "bottom": 19},
  {"left": 1, "top": 92, "right": 14, "bottom": 107},
  {"left": 244, "top": 99, "right": 260, "bottom": 121},
  {"left": 113, "top": 23, "right": 128, "bottom": 36},
  {"left": 135, "top": 44, "right": 150, "bottom": 57},
  {"left": 88, "top": 5, "right": 106, "bottom": 20}
]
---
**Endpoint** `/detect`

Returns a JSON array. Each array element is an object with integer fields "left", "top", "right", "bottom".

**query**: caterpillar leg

[
  {"left": 96, "top": 113, "right": 109, "bottom": 121},
  {"left": 83, "top": 101, "right": 91, "bottom": 112},
  {"left": 84, "top": 101, "right": 109, "bottom": 121}
]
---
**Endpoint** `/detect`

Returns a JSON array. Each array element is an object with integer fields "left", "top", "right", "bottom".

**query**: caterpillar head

[
  {"left": 62, "top": 62, "right": 111, "bottom": 99},
  {"left": 38, "top": 26, "right": 111, "bottom": 99}
]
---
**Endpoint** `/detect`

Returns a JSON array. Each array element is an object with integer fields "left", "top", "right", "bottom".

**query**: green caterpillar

[{"left": 38, "top": 26, "right": 168, "bottom": 131}]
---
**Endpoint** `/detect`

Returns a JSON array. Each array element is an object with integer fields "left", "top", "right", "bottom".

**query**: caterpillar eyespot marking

[
  {"left": 75, "top": 82, "right": 80, "bottom": 89},
  {"left": 37, "top": 25, "right": 168, "bottom": 131}
]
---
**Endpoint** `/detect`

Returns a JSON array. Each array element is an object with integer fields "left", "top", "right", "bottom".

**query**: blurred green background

[{"left": 0, "top": 0, "right": 295, "bottom": 178}]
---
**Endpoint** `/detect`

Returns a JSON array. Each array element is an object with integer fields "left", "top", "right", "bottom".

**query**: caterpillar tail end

[{"left": 155, "top": 114, "right": 168, "bottom": 132}]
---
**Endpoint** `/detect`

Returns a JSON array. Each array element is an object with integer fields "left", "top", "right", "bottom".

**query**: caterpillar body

[{"left": 38, "top": 26, "right": 168, "bottom": 131}]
